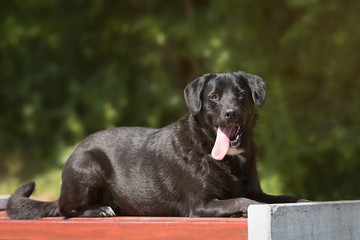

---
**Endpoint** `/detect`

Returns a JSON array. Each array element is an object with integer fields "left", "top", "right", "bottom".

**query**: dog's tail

[{"left": 6, "top": 182, "right": 61, "bottom": 219}]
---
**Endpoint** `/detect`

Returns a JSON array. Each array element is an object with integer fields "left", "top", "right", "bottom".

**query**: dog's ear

[
  {"left": 236, "top": 71, "right": 266, "bottom": 107},
  {"left": 184, "top": 74, "right": 212, "bottom": 115}
]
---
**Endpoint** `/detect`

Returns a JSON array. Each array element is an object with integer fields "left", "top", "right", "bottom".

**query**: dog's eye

[
  {"left": 210, "top": 94, "right": 219, "bottom": 100},
  {"left": 238, "top": 91, "right": 246, "bottom": 98}
]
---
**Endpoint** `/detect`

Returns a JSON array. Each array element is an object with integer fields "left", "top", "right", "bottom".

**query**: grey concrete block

[
  {"left": 248, "top": 200, "right": 360, "bottom": 240},
  {"left": 0, "top": 195, "right": 10, "bottom": 210}
]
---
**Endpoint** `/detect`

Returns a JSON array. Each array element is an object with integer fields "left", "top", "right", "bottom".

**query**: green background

[{"left": 1, "top": 0, "right": 360, "bottom": 201}]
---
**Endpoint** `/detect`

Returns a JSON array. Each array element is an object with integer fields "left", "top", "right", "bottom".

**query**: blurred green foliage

[{"left": 1, "top": 0, "right": 359, "bottom": 200}]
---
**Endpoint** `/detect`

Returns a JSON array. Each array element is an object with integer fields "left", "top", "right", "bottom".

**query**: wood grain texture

[{"left": 0, "top": 211, "right": 248, "bottom": 240}]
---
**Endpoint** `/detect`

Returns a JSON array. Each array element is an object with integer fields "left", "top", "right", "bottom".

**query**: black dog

[{"left": 7, "top": 70, "right": 302, "bottom": 219}]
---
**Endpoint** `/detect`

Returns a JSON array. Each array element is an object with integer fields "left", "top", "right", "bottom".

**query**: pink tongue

[{"left": 211, "top": 127, "right": 232, "bottom": 160}]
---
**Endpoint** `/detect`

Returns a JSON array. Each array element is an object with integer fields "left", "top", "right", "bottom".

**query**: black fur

[
  {"left": 6, "top": 182, "right": 60, "bottom": 219},
  {"left": 7, "top": 70, "right": 301, "bottom": 219}
]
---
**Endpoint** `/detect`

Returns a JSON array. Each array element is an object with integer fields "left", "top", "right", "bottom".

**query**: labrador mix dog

[{"left": 7, "top": 70, "right": 303, "bottom": 219}]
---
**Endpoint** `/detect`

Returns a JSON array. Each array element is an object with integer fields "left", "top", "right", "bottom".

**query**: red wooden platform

[{"left": 0, "top": 211, "right": 248, "bottom": 240}]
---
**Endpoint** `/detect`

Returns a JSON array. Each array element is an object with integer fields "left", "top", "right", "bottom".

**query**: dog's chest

[{"left": 205, "top": 157, "right": 248, "bottom": 198}]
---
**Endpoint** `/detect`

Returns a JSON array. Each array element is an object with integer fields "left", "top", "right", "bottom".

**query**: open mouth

[
  {"left": 216, "top": 124, "right": 245, "bottom": 147},
  {"left": 211, "top": 124, "right": 246, "bottom": 160},
  {"left": 228, "top": 125, "right": 245, "bottom": 147}
]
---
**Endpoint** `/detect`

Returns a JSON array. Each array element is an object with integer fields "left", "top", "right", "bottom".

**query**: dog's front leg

[{"left": 192, "top": 198, "right": 260, "bottom": 218}]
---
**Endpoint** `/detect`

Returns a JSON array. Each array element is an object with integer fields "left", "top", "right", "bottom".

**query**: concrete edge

[{"left": 248, "top": 200, "right": 360, "bottom": 240}]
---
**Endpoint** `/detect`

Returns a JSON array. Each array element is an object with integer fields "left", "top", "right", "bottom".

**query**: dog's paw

[
  {"left": 98, "top": 206, "right": 116, "bottom": 217},
  {"left": 82, "top": 205, "right": 116, "bottom": 217},
  {"left": 236, "top": 199, "right": 260, "bottom": 218},
  {"left": 297, "top": 199, "right": 311, "bottom": 203}
]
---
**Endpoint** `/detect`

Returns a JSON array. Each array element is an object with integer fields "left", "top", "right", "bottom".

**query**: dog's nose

[{"left": 224, "top": 109, "right": 238, "bottom": 120}]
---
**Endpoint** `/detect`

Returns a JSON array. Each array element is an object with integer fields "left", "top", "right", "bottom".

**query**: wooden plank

[{"left": 0, "top": 211, "right": 248, "bottom": 240}]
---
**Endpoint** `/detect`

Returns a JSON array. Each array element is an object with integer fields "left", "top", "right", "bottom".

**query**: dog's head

[{"left": 184, "top": 71, "right": 266, "bottom": 160}]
